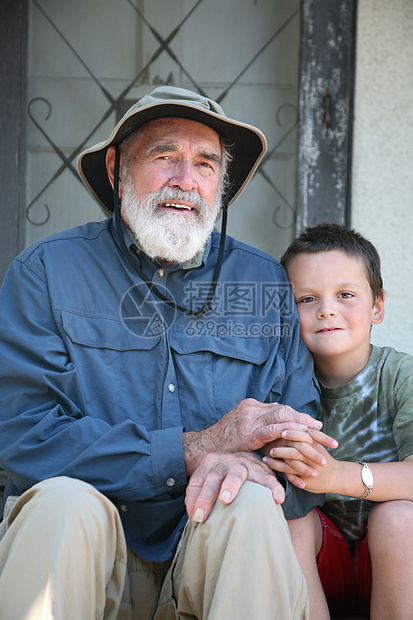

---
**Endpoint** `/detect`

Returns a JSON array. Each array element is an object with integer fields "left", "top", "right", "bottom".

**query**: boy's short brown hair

[{"left": 280, "top": 222, "right": 384, "bottom": 301}]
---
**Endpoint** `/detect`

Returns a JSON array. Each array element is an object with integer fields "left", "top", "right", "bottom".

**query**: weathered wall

[{"left": 351, "top": 0, "right": 413, "bottom": 354}]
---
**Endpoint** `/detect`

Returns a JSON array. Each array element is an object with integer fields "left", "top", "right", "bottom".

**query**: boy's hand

[
  {"left": 263, "top": 428, "right": 339, "bottom": 491},
  {"left": 262, "top": 427, "right": 338, "bottom": 472}
]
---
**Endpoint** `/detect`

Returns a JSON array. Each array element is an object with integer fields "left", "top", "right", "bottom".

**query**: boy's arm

[
  {"left": 265, "top": 433, "right": 413, "bottom": 501},
  {"left": 268, "top": 354, "right": 413, "bottom": 498}
]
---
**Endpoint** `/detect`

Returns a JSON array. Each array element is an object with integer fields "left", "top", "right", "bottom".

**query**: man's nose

[{"left": 169, "top": 158, "right": 196, "bottom": 191}]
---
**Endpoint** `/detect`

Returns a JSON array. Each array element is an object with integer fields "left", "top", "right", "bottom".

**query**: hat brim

[{"left": 77, "top": 101, "right": 267, "bottom": 216}]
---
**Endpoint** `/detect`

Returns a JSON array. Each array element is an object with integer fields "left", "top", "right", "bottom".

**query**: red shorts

[{"left": 316, "top": 508, "right": 372, "bottom": 616}]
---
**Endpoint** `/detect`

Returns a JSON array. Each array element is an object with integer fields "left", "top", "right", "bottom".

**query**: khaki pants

[{"left": 0, "top": 477, "right": 308, "bottom": 619}]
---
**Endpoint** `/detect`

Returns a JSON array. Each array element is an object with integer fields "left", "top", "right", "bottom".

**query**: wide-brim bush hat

[{"left": 77, "top": 86, "right": 267, "bottom": 216}]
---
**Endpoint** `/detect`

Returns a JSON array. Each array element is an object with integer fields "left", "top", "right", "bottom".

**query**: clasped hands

[
  {"left": 183, "top": 398, "right": 338, "bottom": 524},
  {"left": 263, "top": 427, "right": 339, "bottom": 493}
]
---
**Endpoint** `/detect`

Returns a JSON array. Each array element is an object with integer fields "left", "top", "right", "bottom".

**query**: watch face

[{"left": 362, "top": 464, "right": 374, "bottom": 488}]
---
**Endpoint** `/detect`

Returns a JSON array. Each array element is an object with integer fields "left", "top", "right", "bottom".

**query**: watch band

[{"left": 355, "top": 461, "right": 374, "bottom": 500}]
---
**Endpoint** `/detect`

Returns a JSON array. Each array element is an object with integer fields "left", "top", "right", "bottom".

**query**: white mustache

[{"left": 142, "top": 187, "right": 210, "bottom": 217}]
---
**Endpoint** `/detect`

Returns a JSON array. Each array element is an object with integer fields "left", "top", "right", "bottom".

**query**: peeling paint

[{"left": 297, "top": 0, "right": 356, "bottom": 231}]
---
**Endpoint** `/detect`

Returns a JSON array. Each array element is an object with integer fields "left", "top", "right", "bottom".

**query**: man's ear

[
  {"left": 105, "top": 146, "right": 122, "bottom": 196},
  {"left": 372, "top": 289, "right": 385, "bottom": 325}
]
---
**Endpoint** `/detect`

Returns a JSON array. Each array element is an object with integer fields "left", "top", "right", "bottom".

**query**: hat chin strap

[{"left": 113, "top": 145, "right": 227, "bottom": 318}]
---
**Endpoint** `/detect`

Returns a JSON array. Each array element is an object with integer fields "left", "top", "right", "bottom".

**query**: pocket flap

[
  {"left": 62, "top": 310, "right": 160, "bottom": 351},
  {"left": 169, "top": 332, "right": 270, "bottom": 365}
]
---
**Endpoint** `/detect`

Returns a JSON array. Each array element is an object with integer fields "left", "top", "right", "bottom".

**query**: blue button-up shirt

[{"left": 0, "top": 216, "right": 320, "bottom": 560}]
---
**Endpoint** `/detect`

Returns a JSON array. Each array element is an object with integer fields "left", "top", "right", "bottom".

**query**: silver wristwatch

[{"left": 356, "top": 461, "right": 374, "bottom": 500}]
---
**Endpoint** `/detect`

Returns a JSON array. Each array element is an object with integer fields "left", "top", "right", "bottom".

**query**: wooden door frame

[
  {"left": 0, "top": 0, "right": 28, "bottom": 283},
  {"left": 296, "top": 0, "right": 357, "bottom": 231}
]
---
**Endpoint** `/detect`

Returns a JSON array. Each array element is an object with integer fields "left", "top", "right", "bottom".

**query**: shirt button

[
  {"left": 168, "top": 383, "right": 175, "bottom": 393},
  {"left": 166, "top": 478, "right": 176, "bottom": 487},
  {"left": 120, "top": 504, "right": 128, "bottom": 512},
  {"left": 130, "top": 245, "right": 139, "bottom": 256},
  {"left": 158, "top": 269, "right": 164, "bottom": 277}
]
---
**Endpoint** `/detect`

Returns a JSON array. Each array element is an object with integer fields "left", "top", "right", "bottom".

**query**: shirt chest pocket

[
  {"left": 61, "top": 310, "right": 161, "bottom": 424},
  {"left": 168, "top": 333, "right": 273, "bottom": 427}
]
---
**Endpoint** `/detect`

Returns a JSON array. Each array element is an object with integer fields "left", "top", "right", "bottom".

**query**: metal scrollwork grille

[{"left": 26, "top": 0, "right": 301, "bottom": 259}]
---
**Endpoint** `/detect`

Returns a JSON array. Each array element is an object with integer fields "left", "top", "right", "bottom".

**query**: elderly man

[{"left": 0, "top": 87, "right": 332, "bottom": 619}]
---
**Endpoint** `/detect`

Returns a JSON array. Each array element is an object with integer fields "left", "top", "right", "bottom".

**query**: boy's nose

[{"left": 317, "top": 307, "right": 337, "bottom": 319}]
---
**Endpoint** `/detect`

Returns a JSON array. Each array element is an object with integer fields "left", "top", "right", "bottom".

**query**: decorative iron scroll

[{"left": 27, "top": 0, "right": 301, "bottom": 233}]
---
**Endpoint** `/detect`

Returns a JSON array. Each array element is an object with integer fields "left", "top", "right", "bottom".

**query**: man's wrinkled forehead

[
  {"left": 139, "top": 116, "right": 221, "bottom": 144},
  {"left": 131, "top": 116, "right": 223, "bottom": 162}
]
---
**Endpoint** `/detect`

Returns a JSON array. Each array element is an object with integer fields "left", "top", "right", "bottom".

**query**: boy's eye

[
  {"left": 298, "top": 296, "right": 316, "bottom": 304},
  {"left": 339, "top": 292, "right": 354, "bottom": 299}
]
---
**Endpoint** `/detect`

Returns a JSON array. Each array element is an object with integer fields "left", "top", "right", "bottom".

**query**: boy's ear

[{"left": 372, "top": 289, "right": 385, "bottom": 325}]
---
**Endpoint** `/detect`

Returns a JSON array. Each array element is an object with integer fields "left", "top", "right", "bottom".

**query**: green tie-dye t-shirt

[{"left": 319, "top": 345, "right": 413, "bottom": 541}]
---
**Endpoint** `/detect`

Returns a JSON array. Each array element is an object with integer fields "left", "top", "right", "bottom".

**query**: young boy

[{"left": 263, "top": 223, "right": 413, "bottom": 619}]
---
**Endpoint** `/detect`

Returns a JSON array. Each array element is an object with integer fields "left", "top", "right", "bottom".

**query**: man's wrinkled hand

[
  {"left": 185, "top": 452, "right": 285, "bottom": 524},
  {"left": 183, "top": 398, "right": 325, "bottom": 475}
]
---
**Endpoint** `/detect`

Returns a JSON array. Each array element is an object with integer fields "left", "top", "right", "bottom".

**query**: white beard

[{"left": 120, "top": 177, "right": 222, "bottom": 264}]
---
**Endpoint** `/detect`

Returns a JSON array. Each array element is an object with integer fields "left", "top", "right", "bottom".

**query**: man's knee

[
  {"left": 0, "top": 477, "right": 128, "bottom": 620},
  {"left": 6, "top": 476, "right": 122, "bottom": 539},
  {"left": 224, "top": 480, "right": 284, "bottom": 514},
  {"left": 174, "top": 482, "right": 307, "bottom": 620},
  {"left": 205, "top": 480, "right": 289, "bottom": 538},
  {"left": 17, "top": 475, "right": 97, "bottom": 504},
  {"left": 2, "top": 476, "right": 127, "bottom": 580}
]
